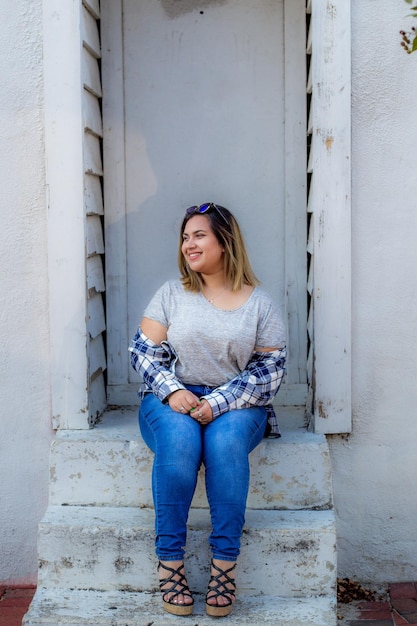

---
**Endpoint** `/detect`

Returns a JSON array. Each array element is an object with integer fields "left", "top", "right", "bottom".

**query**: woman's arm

[
  {"left": 200, "top": 347, "right": 287, "bottom": 419},
  {"left": 129, "top": 318, "right": 201, "bottom": 412},
  {"left": 129, "top": 319, "right": 185, "bottom": 402},
  {"left": 140, "top": 317, "right": 168, "bottom": 345}
]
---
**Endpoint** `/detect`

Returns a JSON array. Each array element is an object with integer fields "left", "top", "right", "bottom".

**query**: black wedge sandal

[
  {"left": 205, "top": 560, "right": 237, "bottom": 618},
  {"left": 158, "top": 561, "right": 194, "bottom": 616}
]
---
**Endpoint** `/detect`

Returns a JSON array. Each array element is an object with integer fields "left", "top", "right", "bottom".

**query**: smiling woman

[
  {"left": 178, "top": 204, "right": 260, "bottom": 295},
  {"left": 129, "top": 202, "right": 286, "bottom": 618},
  {"left": 181, "top": 214, "right": 225, "bottom": 277}
]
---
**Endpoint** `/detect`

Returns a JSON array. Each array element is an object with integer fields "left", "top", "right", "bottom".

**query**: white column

[
  {"left": 44, "top": 1, "right": 89, "bottom": 428},
  {"left": 311, "top": 0, "right": 352, "bottom": 433}
]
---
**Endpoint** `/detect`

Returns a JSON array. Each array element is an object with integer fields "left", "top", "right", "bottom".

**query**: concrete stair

[{"left": 24, "top": 407, "right": 337, "bottom": 625}]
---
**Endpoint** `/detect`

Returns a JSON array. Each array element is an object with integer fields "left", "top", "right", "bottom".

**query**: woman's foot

[
  {"left": 158, "top": 560, "right": 194, "bottom": 616},
  {"left": 206, "top": 559, "right": 237, "bottom": 617}
]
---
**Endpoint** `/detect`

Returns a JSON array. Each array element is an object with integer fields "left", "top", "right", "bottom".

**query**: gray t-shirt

[{"left": 143, "top": 280, "right": 286, "bottom": 388}]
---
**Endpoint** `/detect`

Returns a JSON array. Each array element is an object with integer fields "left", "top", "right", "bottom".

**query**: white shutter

[
  {"left": 306, "top": 0, "right": 352, "bottom": 434},
  {"left": 44, "top": 0, "right": 106, "bottom": 428}
]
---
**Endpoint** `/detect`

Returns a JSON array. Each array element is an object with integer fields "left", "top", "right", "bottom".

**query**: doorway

[{"left": 102, "top": 0, "right": 307, "bottom": 406}]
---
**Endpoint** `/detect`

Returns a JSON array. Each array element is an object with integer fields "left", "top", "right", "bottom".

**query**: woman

[{"left": 129, "top": 203, "right": 286, "bottom": 617}]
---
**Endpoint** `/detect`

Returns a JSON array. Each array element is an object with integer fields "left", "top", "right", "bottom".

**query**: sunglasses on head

[{"left": 185, "top": 202, "right": 228, "bottom": 224}]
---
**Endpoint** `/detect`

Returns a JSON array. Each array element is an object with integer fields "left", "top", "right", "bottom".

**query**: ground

[
  {"left": 337, "top": 579, "right": 417, "bottom": 625},
  {"left": 1, "top": 580, "right": 417, "bottom": 625}
]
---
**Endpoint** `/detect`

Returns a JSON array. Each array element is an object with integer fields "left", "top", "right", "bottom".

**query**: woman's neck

[{"left": 201, "top": 272, "right": 230, "bottom": 291}]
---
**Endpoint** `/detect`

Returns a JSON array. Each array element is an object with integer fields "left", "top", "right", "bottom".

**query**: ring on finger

[
  {"left": 198, "top": 411, "right": 203, "bottom": 418},
  {"left": 180, "top": 406, "right": 185, "bottom": 413}
]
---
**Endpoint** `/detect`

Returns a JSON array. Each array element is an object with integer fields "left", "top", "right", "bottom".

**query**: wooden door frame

[{"left": 44, "top": 0, "right": 352, "bottom": 433}]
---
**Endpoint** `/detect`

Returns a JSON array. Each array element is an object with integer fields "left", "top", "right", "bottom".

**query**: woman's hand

[
  {"left": 189, "top": 398, "right": 213, "bottom": 425},
  {"left": 168, "top": 391, "right": 213, "bottom": 425},
  {"left": 167, "top": 389, "right": 200, "bottom": 414}
]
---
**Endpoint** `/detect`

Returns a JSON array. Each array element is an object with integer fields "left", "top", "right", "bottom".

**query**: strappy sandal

[
  {"left": 158, "top": 561, "right": 194, "bottom": 616},
  {"left": 205, "top": 560, "right": 237, "bottom": 617}
]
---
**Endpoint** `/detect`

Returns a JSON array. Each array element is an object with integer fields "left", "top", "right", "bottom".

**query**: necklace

[{"left": 202, "top": 285, "right": 229, "bottom": 304}]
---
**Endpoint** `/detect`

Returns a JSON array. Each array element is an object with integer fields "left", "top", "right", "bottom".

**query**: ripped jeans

[{"left": 139, "top": 385, "right": 267, "bottom": 562}]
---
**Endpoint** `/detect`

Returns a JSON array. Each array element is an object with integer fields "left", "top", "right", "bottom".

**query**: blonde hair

[{"left": 178, "top": 205, "right": 260, "bottom": 292}]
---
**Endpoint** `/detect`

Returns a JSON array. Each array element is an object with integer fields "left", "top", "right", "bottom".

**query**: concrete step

[
  {"left": 49, "top": 408, "right": 332, "bottom": 510},
  {"left": 23, "top": 587, "right": 337, "bottom": 625},
  {"left": 37, "top": 505, "right": 336, "bottom": 597}
]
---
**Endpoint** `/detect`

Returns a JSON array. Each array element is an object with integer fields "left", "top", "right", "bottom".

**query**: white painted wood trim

[
  {"left": 284, "top": 0, "right": 308, "bottom": 386},
  {"left": 310, "top": 0, "right": 352, "bottom": 433},
  {"left": 85, "top": 174, "right": 104, "bottom": 216},
  {"left": 44, "top": 0, "right": 89, "bottom": 429},
  {"left": 83, "top": 0, "right": 100, "bottom": 21},
  {"left": 83, "top": 47, "right": 102, "bottom": 97},
  {"left": 107, "top": 383, "right": 309, "bottom": 409},
  {"left": 82, "top": 5, "right": 100, "bottom": 58},
  {"left": 101, "top": 0, "right": 129, "bottom": 387},
  {"left": 87, "top": 255, "right": 105, "bottom": 293}
]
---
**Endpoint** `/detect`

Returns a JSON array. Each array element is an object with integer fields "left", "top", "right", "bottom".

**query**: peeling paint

[
  {"left": 271, "top": 472, "right": 283, "bottom": 483},
  {"left": 325, "top": 135, "right": 334, "bottom": 151},
  {"left": 327, "top": 2, "right": 336, "bottom": 20},
  {"left": 317, "top": 401, "right": 328, "bottom": 420}
]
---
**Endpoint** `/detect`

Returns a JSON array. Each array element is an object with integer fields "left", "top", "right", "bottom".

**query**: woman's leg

[
  {"left": 139, "top": 393, "right": 203, "bottom": 561},
  {"left": 203, "top": 406, "right": 267, "bottom": 612},
  {"left": 203, "top": 406, "right": 267, "bottom": 562}
]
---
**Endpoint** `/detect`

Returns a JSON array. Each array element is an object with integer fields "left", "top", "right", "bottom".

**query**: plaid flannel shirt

[{"left": 129, "top": 329, "right": 286, "bottom": 438}]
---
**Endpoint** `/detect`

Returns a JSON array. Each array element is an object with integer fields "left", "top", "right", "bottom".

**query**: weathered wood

[
  {"left": 84, "top": 132, "right": 103, "bottom": 176},
  {"left": 307, "top": 101, "right": 313, "bottom": 136},
  {"left": 87, "top": 215, "right": 104, "bottom": 257},
  {"left": 44, "top": 0, "right": 90, "bottom": 429},
  {"left": 309, "top": 0, "right": 352, "bottom": 434},
  {"left": 101, "top": 0, "right": 129, "bottom": 387},
  {"left": 45, "top": 0, "right": 105, "bottom": 429},
  {"left": 88, "top": 292, "right": 106, "bottom": 339},
  {"left": 87, "top": 255, "right": 105, "bottom": 294},
  {"left": 284, "top": 0, "right": 308, "bottom": 386},
  {"left": 89, "top": 374, "right": 107, "bottom": 426},
  {"left": 89, "top": 334, "right": 107, "bottom": 378},
  {"left": 82, "top": 47, "right": 102, "bottom": 97},
  {"left": 83, "top": 0, "right": 100, "bottom": 21},
  {"left": 85, "top": 173, "right": 103, "bottom": 216},
  {"left": 82, "top": 5, "right": 100, "bottom": 58},
  {"left": 307, "top": 213, "right": 313, "bottom": 253},
  {"left": 307, "top": 16, "right": 312, "bottom": 55},
  {"left": 83, "top": 89, "right": 102, "bottom": 137},
  {"left": 107, "top": 383, "right": 309, "bottom": 409}
]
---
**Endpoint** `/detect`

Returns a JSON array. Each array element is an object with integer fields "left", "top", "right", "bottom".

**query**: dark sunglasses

[{"left": 185, "top": 202, "right": 228, "bottom": 224}]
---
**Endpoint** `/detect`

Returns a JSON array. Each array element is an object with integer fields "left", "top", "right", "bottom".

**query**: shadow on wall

[{"left": 160, "top": 0, "right": 227, "bottom": 20}]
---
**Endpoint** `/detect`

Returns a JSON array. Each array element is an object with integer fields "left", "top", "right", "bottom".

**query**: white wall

[
  {"left": 0, "top": 0, "right": 52, "bottom": 584},
  {"left": 330, "top": 0, "right": 417, "bottom": 582}
]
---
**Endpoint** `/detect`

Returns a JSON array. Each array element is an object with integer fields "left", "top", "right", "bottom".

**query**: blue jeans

[{"left": 139, "top": 385, "right": 267, "bottom": 562}]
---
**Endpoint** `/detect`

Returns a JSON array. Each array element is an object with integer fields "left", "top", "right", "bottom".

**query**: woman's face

[{"left": 181, "top": 214, "right": 225, "bottom": 276}]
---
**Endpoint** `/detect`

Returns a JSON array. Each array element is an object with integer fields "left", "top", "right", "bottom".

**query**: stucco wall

[
  {"left": 330, "top": 1, "right": 417, "bottom": 582},
  {"left": 0, "top": 0, "right": 52, "bottom": 584}
]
